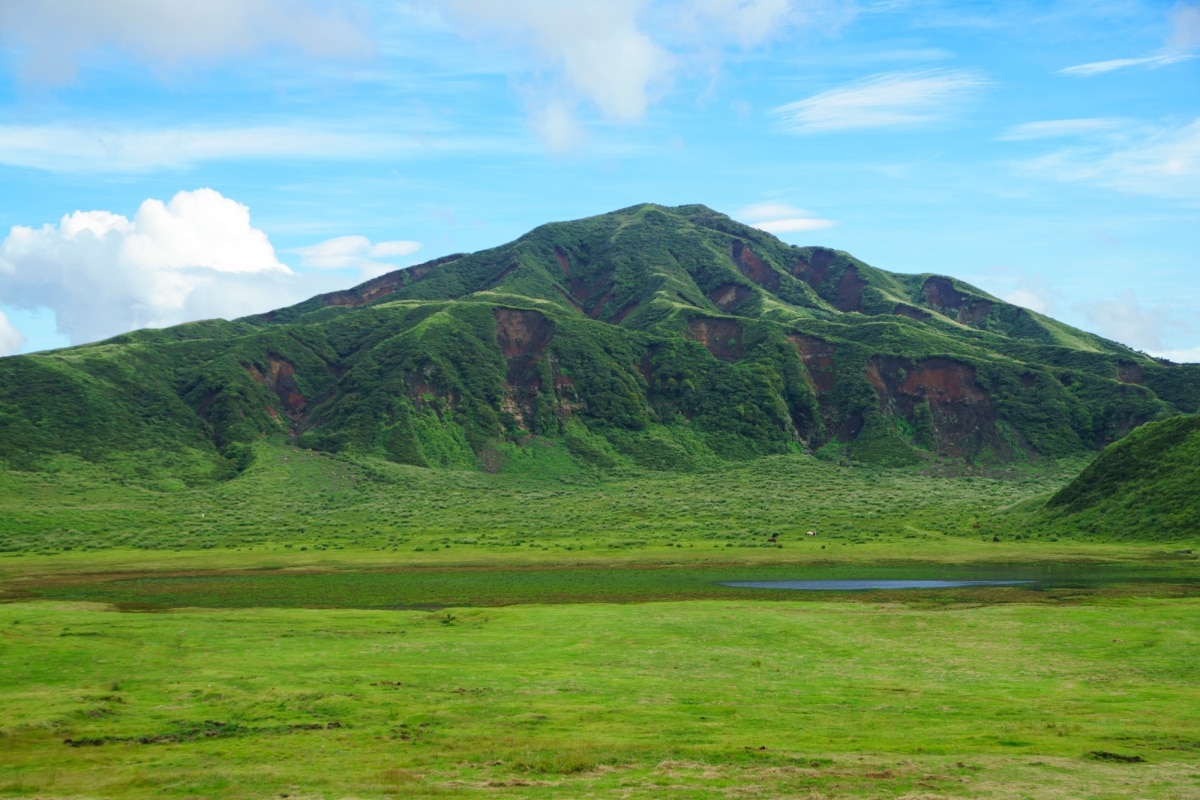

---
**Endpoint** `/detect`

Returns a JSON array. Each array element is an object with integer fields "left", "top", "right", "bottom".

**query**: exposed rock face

[
  {"left": 555, "top": 246, "right": 617, "bottom": 319},
  {"left": 245, "top": 357, "right": 306, "bottom": 418},
  {"left": 893, "top": 304, "right": 930, "bottom": 321},
  {"left": 321, "top": 273, "right": 407, "bottom": 309},
  {"left": 494, "top": 308, "right": 554, "bottom": 431},
  {"left": 707, "top": 283, "right": 752, "bottom": 312},
  {"left": 788, "top": 335, "right": 836, "bottom": 395},
  {"left": 494, "top": 308, "right": 553, "bottom": 359},
  {"left": 792, "top": 247, "right": 836, "bottom": 286},
  {"left": 789, "top": 248, "right": 865, "bottom": 312},
  {"left": 731, "top": 241, "right": 779, "bottom": 290},
  {"left": 687, "top": 317, "right": 744, "bottom": 361},
  {"left": 866, "top": 357, "right": 999, "bottom": 457},
  {"left": 1117, "top": 362, "right": 1143, "bottom": 384},
  {"left": 312, "top": 255, "right": 460, "bottom": 311},
  {"left": 833, "top": 266, "right": 867, "bottom": 312},
  {"left": 921, "top": 277, "right": 993, "bottom": 326}
]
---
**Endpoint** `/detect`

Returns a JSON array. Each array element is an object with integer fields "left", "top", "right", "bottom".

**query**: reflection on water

[
  {"left": 722, "top": 579, "right": 1033, "bottom": 591},
  {"left": 719, "top": 560, "right": 1198, "bottom": 591}
]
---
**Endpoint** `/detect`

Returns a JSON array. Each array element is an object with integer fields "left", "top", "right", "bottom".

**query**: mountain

[
  {"left": 1, "top": 203, "right": 1197, "bottom": 481},
  {"left": 1035, "top": 413, "right": 1200, "bottom": 541}
]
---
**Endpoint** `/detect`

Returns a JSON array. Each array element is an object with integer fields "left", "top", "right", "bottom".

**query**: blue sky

[{"left": 0, "top": 0, "right": 1197, "bottom": 360}]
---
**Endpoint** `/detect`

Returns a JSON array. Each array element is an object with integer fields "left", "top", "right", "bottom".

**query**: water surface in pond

[{"left": 722, "top": 579, "right": 1034, "bottom": 591}]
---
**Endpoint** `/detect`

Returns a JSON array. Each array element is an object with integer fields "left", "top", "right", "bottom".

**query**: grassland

[
  {"left": 2, "top": 445, "right": 1199, "bottom": 798},
  {"left": 0, "top": 438, "right": 1110, "bottom": 558},
  {"left": 3, "top": 598, "right": 1199, "bottom": 799}
]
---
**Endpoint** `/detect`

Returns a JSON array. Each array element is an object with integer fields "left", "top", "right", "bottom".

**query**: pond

[
  {"left": 722, "top": 579, "right": 1033, "bottom": 591},
  {"left": 719, "top": 560, "right": 1197, "bottom": 592}
]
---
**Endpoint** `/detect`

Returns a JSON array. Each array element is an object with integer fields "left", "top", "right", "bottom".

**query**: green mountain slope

[
  {"left": 1, "top": 203, "right": 1197, "bottom": 480},
  {"left": 1036, "top": 414, "right": 1200, "bottom": 540}
]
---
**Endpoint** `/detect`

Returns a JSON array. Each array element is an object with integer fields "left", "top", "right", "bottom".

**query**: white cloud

[
  {"left": 1077, "top": 289, "right": 1185, "bottom": 352},
  {"left": 675, "top": 0, "right": 797, "bottom": 47},
  {"left": 1058, "top": 52, "right": 1196, "bottom": 76},
  {"left": 0, "top": 123, "right": 526, "bottom": 173},
  {"left": 737, "top": 202, "right": 835, "bottom": 233},
  {"left": 1002, "top": 288, "right": 1050, "bottom": 314},
  {"left": 1170, "top": 1, "right": 1200, "bottom": 49},
  {"left": 292, "top": 235, "right": 422, "bottom": 277},
  {"left": 0, "top": 189, "right": 313, "bottom": 345},
  {"left": 530, "top": 102, "right": 587, "bottom": 153},
  {"left": 0, "top": 311, "right": 24, "bottom": 356},
  {"left": 1059, "top": 2, "right": 1200, "bottom": 77},
  {"left": 773, "top": 69, "right": 990, "bottom": 133},
  {"left": 434, "top": 0, "right": 852, "bottom": 147},
  {"left": 0, "top": 0, "right": 371, "bottom": 85},
  {"left": 1154, "top": 346, "right": 1200, "bottom": 364},
  {"left": 1015, "top": 118, "right": 1200, "bottom": 200},
  {"left": 441, "top": 0, "right": 673, "bottom": 124},
  {"left": 973, "top": 269, "right": 1060, "bottom": 317},
  {"left": 997, "top": 118, "right": 1129, "bottom": 141}
]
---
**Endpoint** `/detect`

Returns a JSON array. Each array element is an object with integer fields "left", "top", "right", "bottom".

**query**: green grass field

[
  {"left": 3, "top": 599, "right": 1199, "bottom": 799},
  {"left": 2, "top": 445, "right": 1199, "bottom": 798},
  {"left": 0, "top": 439, "right": 1101, "bottom": 556}
]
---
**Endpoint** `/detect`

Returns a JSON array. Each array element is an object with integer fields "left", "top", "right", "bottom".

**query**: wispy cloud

[
  {"left": 0, "top": 0, "right": 371, "bottom": 85},
  {"left": 1060, "top": 1, "right": 1200, "bottom": 76},
  {"left": 0, "top": 123, "right": 529, "bottom": 173},
  {"left": 737, "top": 202, "right": 834, "bottom": 234},
  {"left": 1013, "top": 118, "right": 1200, "bottom": 200},
  {"left": 997, "top": 118, "right": 1129, "bottom": 141},
  {"left": 1059, "top": 51, "right": 1196, "bottom": 76},
  {"left": 773, "top": 69, "right": 989, "bottom": 133}
]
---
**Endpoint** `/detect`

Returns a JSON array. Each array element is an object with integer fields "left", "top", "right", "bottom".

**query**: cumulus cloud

[
  {"left": 1077, "top": 289, "right": 1186, "bottom": 352},
  {"left": 773, "top": 69, "right": 990, "bottom": 133},
  {"left": 736, "top": 202, "right": 835, "bottom": 234},
  {"left": 1014, "top": 118, "right": 1200, "bottom": 200},
  {"left": 0, "top": 189, "right": 307, "bottom": 345},
  {"left": 292, "top": 235, "right": 422, "bottom": 278},
  {"left": 0, "top": 0, "right": 371, "bottom": 85},
  {"left": 0, "top": 310, "right": 24, "bottom": 356}
]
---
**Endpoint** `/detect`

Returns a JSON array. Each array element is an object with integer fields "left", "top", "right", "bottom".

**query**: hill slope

[
  {"left": 1, "top": 203, "right": 1197, "bottom": 480},
  {"left": 1036, "top": 413, "right": 1200, "bottom": 540}
]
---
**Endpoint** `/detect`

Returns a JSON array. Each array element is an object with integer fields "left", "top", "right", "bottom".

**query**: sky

[{"left": 0, "top": 0, "right": 1197, "bottom": 361}]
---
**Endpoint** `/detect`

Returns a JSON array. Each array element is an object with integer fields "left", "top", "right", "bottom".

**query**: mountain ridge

[{"left": 2, "top": 203, "right": 1197, "bottom": 481}]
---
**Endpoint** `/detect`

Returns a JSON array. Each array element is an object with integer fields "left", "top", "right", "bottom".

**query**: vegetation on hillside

[
  {"left": 1034, "top": 413, "right": 1200, "bottom": 540},
  {"left": 0, "top": 204, "right": 1195, "bottom": 481}
]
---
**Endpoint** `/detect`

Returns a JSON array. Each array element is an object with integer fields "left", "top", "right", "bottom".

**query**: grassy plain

[
  {"left": 3, "top": 599, "right": 1199, "bottom": 799},
  {"left": 2, "top": 445, "right": 1199, "bottom": 798},
  {"left": 0, "top": 439, "right": 1116, "bottom": 557}
]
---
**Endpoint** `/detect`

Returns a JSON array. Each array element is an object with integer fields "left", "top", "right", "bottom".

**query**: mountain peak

[{"left": 2, "top": 204, "right": 1197, "bottom": 479}]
